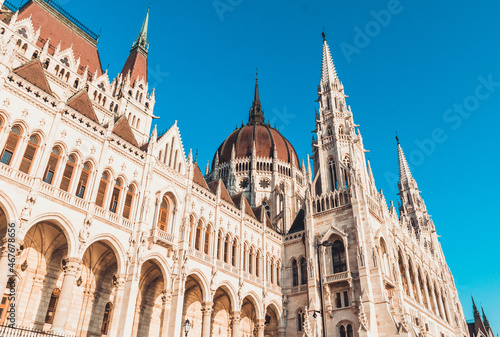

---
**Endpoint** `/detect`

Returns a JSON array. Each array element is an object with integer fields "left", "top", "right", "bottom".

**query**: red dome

[{"left": 213, "top": 123, "right": 300, "bottom": 169}]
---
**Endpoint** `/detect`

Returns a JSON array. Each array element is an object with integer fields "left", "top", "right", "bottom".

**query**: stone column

[
  {"left": 231, "top": 311, "right": 241, "bottom": 337},
  {"left": 21, "top": 272, "right": 46, "bottom": 325},
  {"left": 0, "top": 238, "right": 12, "bottom": 298},
  {"left": 415, "top": 275, "right": 423, "bottom": 305},
  {"left": 160, "top": 290, "right": 173, "bottom": 337},
  {"left": 430, "top": 284, "right": 439, "bottom": 316},
  {"left": 108, "top": 275, "right": 126, "bottom": 337},
  {"left": 201, "top": 302, "right": 213, "bottom": 337},
  {"left": 424, "top": 282, "right": 432, "bottom": 311},
  {"left": 256, "top": 319, "right": 265, "bottom": 337},
  {"left": 404, "top": 264, "right": 414, "bottom": 299},
  {"left": 51, "top": 257, "right": 81, "bottom": 333}
]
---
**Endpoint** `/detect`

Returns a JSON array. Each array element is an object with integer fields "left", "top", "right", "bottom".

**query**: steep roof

[
  {"left": 121, "top": 50, "right": 148, "bottom": 85},
  {"left": 207, "top": 179, "right": 235, "bottom": 207},
  {"left": 18, "top": 0, "right": 103, "bottom": 76},
  {"left": 288, "top": 209, "right": 305, "bottom": 234},
  {"left": 231, "top": 193, "right": 255, "bottom": 219},
  {"left": 66, "top": 90, "right": 98, "bottom": 123},
  {"left": 193, "top": 163, "right": 210, "bottom": 190},
  {"left": 13, "top": 59, "right": 52, "bottom": 94},
  {"left": 112, "top": 115, "right": 138, "bottom": 147}
]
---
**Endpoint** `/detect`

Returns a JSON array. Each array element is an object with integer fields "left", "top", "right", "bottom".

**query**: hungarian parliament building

[{"left": 0, "top": 0, "right": 493, "bottom": 337}]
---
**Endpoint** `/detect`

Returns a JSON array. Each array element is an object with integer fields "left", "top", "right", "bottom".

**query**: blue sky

[{"left": 56, "top": 0, "right": 499, "bottom": 329}]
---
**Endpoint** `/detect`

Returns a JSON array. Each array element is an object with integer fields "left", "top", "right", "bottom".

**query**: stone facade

[{"left": 0, "top": 1, "right": 471, "bottom": 337}]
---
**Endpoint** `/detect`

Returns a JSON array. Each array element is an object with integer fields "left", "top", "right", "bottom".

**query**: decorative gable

[
  {"left": 13, "top": 59, "right": 53, "bottom": 94},
  {"left": 154, "top": 121, "right": 186, "bottom": 174},
  {"left": 66, "top": 90, "right": 98, "bottom": 123},
  {"left": 112, "top": 115, "right": 139, "bottom": 147}
]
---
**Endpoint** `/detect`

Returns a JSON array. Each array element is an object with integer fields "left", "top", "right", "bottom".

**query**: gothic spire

[
  {"left": 472, "top": 297, "right": 488, "bottom": 335},
  {"left": 321, "top": 32, "right": 338, "bottom": 87},
  {"left": 132, "top": 5, "right": 150, "bottom": 53},
  {"left": 482, "top": 307, "right": 491, "bottom": 332},
  {"left": 249, "top": 70, "right": 264, "bottom": 124},
  {"left": 397, "top": 136, "right": 414, "bottom": 188}
]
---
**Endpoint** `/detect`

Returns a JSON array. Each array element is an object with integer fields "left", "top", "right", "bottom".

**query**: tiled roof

[
  {"left": 13, "top": 59, "right": 52, "bottom": 94},
  {"left": 121, "top": 48, "right": 148, "bottom": 85},
  {"left": 66, "top": 90, "right": 98, "bottom": 123},
  {"left": 193, "top": 163, "right": 209, "bottom": 190},
  {"left": 112, "top": 115, "right": 138, "bottom": 147}
]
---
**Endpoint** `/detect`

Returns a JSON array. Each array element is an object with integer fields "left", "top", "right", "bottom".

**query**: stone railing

[
  {"left": 323, "top": 270, "right": 352, "bottom": 285},
  {"left": 0, "top": 163, "right": 35, "bottom": 188},
  {"left": 313, "top": 189, "right": 350, "bottom": 214},
  {"left": 149, "top": 228, "right": 175, "bottom": 248}
]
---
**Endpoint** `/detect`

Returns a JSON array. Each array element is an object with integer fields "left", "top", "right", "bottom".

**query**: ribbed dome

[{"left": 212, "top": 123, "right": 300, "bottom": 169}]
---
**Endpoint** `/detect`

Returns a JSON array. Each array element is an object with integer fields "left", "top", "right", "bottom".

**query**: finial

[
  {"left": 194, "top": 148, "right": 198, "bottom": 163},
  {"left": 256, "top": 67, "right": 258, "bottom": 82},
  {"left": 396, "top": 131, "right": 399, "bottom": 145},
  {"left": 322, "top": 27, "right": 326, "bottom": 42}
]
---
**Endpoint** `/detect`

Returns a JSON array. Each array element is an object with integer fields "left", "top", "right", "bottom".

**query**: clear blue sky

[{"left": 56, "top": 0, "right": 499, "bottom": 329}]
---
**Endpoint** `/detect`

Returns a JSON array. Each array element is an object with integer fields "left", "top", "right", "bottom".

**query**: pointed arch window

[
  {"left": 45, "top": 288, "right": 60, "bottom": 324},
  {"left": 347, "top": 324, "right": 353, "bottom": 337},
  {"left": 19, "top": 134, "right": 39, "bottom": 174},
  {"left": 123, "top": 185, "right": 135, "bottom": 219},
  {"left": 109, "top": 179, "right": 122, "bottom": 213},
  {"left": 297, "top": 309, "right": 304, "bottom": 331},
  {"left": 43, "top": 147, "right": 61, "bottom": 184},
  {"left": 256, "top": 251, "right": 261, "bottom": 278},
  {"left": 194, "top": 220, "right": 203, "bottom": 251},
  {"left": 224, "top": 235, "right": 230, "bottom": 264},
  {"left": 76, "top": 162, "right": 91, "bottom": 199},
  {"left": 300, "top": 257, "right": 308, "bottom": 285},
  {"left": 158, "top": 197, "right": 170, "bottom": 231},
  {"left": 1, "top": 126, "right": 22, "bottom": 165},
  {"left": 248, "top": 247, "right": 254, "bottom": 274},
  {"left": 95, "top": 172, "right": 110, "bottom": 207},
  {"left": 276, "top": 261, "right": 281, "bottom": 286},
  {"left": 217, "top": 230, "right": 223, "bottom": 260},
  {"left": 204, "top": 224, "right": 211, "bottom": 254},
  {"left": 332, "top": 240, "right": 347, "bottom": 273},
  {"left": 231, "top": 238, "right": 237, "bottom": 267},
  {"left": 101, "top": 302, "right": 113, "bottom": 335},
  {"left": 328, "top": 157, "right": 338, "bottom": 190},
  {"left": 59, "top": 154, "right": 76, "bottom": 192},
  {"left": 243, "top": 243, "right": 248, "bottom": 271},
  {"left": 292, "top": 259, "right": 299, "bottom": 287},
  {"left": 340, "top": 325, "right": 346, "bottom": 337}
]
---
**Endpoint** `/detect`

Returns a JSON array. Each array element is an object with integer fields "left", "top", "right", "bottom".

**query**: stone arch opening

[
  {"left": 241, "top": 295, "right": 259, "bottom": 335},
  {"left": 182, "top": 275, "right": 206, "bottom": 337},
  {"left": 211, "top": 286, "right": 233, "bottom": 336},
  {"left": 132, "top": 259, "right": 167, "bottom": 337}
]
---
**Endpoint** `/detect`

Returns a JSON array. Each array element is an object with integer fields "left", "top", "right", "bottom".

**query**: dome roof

[
  {"left": 212, "top": 76, "right": 300, "bottom": 169},
  {"left": 212, "top": 123, "right": 300, "bottom": 169}
]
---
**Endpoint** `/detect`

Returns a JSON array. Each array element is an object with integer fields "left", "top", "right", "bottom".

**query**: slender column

[
  {"left": 231, "top": 311, "right": 241, "bottom": 337},
  {"left": 430, "top": 284, "right": 439, "bottom": 316},
  {"left": 0, "top": 238, "right": 12, "bottom": 298},
  {"left": 51, "top": 258, "right": 81, "bottom": 333},
  {"left": 415, "top": 275, "right": 423, "bottom": 305},
  {"left": 424, "top": 282, "right": 432, "bottom": 311},
  {"left": 160, "top": 290, "right": 173, "bottom": 337},
  {"left": 256, "top": 319, "right": 265, "bottom": 337},
  {"left": 201, "top": 302, "right": 213, "bottom": 337},
  {"left": 21, "top": 272, "right": 46, "bottom": 325},
  {"left": 108, "top": 275, "right": 126, "bottom": 337}
]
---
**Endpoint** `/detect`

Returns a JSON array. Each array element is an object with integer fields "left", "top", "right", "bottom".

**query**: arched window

[
  {"left": 300, "top": 257, "right": 307, "bottom": 285},
  {"left": 188, "top": 215, "right": 195, "bottom": 246},
  {"left": 194, "top": 220, "right": 203, "bottom": 251},
  {"left": 296, "top": 309, "right": 304, "bottom": 331},
  {"left": 328, "top": 157, "right": 338, "bottom": 190},
  {"left": 292, "top": 259, "right": 299, "bottom": 286},
  {"left": 136, "top": 118, "right": 141, "bottom": 129},
  {"left": 76, "top": 162, "right": 91, "bottom": 199},
  {"left": 380, "top": 239, "right": 390, "bottom": 276},
  {"left": 276, "top": 261, "right": 281, "bottom": 286},
  {"left": 204, "top": 224, "right": 211, "bottom": 254},
  {"left": 157, "top": 197, "right": 169, "bottom": 231},
  {"left": 248, "top": 247, "right": 254, "bottom": 274},
  {"left": 59, "top": 154, "right": 76, "bottom": 192},
  {"left": 340, "top": 325, "right": 346, "bottom": 337},
  {"left": 332, "top": 240, "right": 347, "bottom": 273},
  {"left": 231, "top": 238, "right": 237, "bottom": 267},
  {"left": 101, "top": 302, "right": 113, "bottom": 335},
  {"left": 43, "top": 147, "right": 61, "bottom": 184},
  {"left": 347, "top": 324, "right": 353, "bottom": 337},
  {"left": 95, "top": 172, "right": 109, "bottom": 207},
  {"left": 20, "top": 43, "right": 27, "bottom": 55},
  {"left": 43, "top": 58, "right": 50, "bottom": 69},
  {"left": 45, "top": 288, "right": 60, "bottom": 324},
  {"left": 243, "top": 243, "right": 248, "bottom": 271},
  {"left": 217, "top": 231, "right": 223, "bottom": 260},
  {"left": 19, "top": 134, "right": 39, "bottom": 174},
  {"left": 1, "top": 126, "right": 22, "bottom": 165},
  {"left": 327, "top": 126, "right": 333, "bottom": 136},
  {"left": 109, "top": 179, "right": 122, "bottom": 213},
  {"left": 73, "top": 78, "right": 79, "bottom": 89},
  {"left": 256, "top": 251, "right": 261, "bottom": 278},
  {"left": 123, "top": 185, "right": 135, "bottom": 219},
  {"left": 224, "top": 235, "right": 230, "bottom": 264}
]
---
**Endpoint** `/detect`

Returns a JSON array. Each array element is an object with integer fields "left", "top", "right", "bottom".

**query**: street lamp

[
  {"left": 183, "top": 319, "right": 191, "bottom": 337},
  {"left": 317, "top": 240, "right": 333, "bottom": 336}
]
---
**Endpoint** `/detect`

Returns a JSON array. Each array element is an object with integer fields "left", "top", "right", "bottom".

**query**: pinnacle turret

[
  {"left": 321, "top": 32, "right": 338, "bottom": 87},
  {"left": 397, "top": 136, "right": 415, "bottom": 189},
  {"left": 132, "top": 5, "right": 150, "bottom": 53},
  {"left": 249, "top": 70, "right": 264, "bottom": 125}
]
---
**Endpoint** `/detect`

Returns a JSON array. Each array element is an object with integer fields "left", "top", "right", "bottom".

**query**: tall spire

[
  {"left": 397, "top": 136, "right": 414, "bottom": 188},
  {"left": 132, "top": 5, "right": 150, "bottom": 53},
  {"left": 321, "top": 32, "right": 338, "bottom": 87},
  {"left": 482, "top": 307, "right": 491, "bottom": 332},
  {"left": 249, "top": 69, "right": 264, "bottom": 124}
]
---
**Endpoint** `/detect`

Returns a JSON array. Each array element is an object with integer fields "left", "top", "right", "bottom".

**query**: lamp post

[
  {"left": 317, "top": 240, "right": 333, "bottom": 336},
  {"left": 183, "top": 319, "right": 191, "bottom": 337}
]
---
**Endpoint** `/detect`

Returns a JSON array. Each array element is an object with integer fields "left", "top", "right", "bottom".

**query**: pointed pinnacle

[
  {"left": 397, "top": 140, "right": 413, "bottom": 185},
  {"left": 321, "top": 35, "right": 338, "bottom": 86}
]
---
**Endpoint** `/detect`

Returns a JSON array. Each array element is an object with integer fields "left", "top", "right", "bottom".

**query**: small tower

[{"left": 112, "top": 6, "right": 156, "bottom": 145}]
